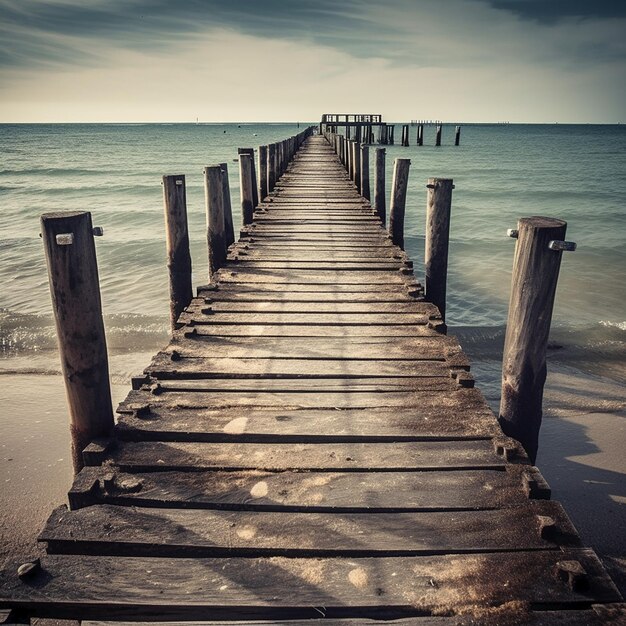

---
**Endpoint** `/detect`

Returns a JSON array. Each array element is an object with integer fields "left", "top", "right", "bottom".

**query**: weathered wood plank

[
  {"left": 215, "top": 270, "right": 413, "bottom": 285},
  {"left": 225, "top": 262, "right": 408, "bottom": 271},
  {"left": 0, "top": 550, "right": 619, "bottom": 620},
  {"left": 122, "top": 385, "right": 482, "bottom": 409},
  {"left": 189, "top": 301, "right": 436, "bottom": 315},
  {"left": 116, "top": 390, "right": 495, "bottom": 442},
  {"left": 180, "top": 312, "right": 430, "bottom": 326},
  {"left": 41, "top": 501, "right": 579, "bottom": 557},
  {"left": 67, "top": 465, "right": 549, "bottom": 511},
  {"left": 83, "top": 439, "right": 503, "bottom": 471},
  {"left": 166, "top": 334, "right": 462, "bottom": 360},
  {"left": 140, "top": 377, "right": 465, "bottom": 394},
  {"left": 174, "top": 325, "right": 440, "bottom": 337},
  {"left": 145, "top": 355, "right": 456, "bottom": 380}
]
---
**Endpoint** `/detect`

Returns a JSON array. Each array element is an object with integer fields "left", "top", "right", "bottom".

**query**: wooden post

[
  {"left": 402, "top": 125, "right": 409, "bottom": 147},
  {"left": 268, "top": 143, "right": 276, "bottom": 192},
  {"left": 259, "top": 145, "right": 268, "bottom": 201},
  {"left": 203, "top": 165, "right": 226, "bottom": 279},
  {"left": 239, "top": 152, "right": 255, "bottom": 226},
  {"left": 435, "top": 125, "right": 442, "bottom": 146},
  {"left": 374, "top": 148, "right": 386, "bottom": 224},
  {"left": 425, "top": 178, "right": 454, "bottom": 321},
  {"left": 162, "top": 175, "right": 193, "bottom": 332},
  {"left": 219, "top": 162, "right": 234, "bottom": 249},
  {"left": 389, "top": 125, "right": 395, "bottom": 145},
  {"left": 455, "top": 126, "right": 461, "bottom": 146},
  {"left": 360, "top": 144, "right": 370, "bottom": 201},
  {"left": 499, "top": 217, "right": 573, "bottom": 463},
  {"left": 352, "top": 141, "right": 361, "bottom": 193},
  {"left": 41, "top": 211, "right": 114, "bottom": 473},
  {"left": 238, "top": 148, "right": 258, "bottom": 209},
  {"left": 417, "top": 124, "right": 424, "bottom": 146},
  {"left": 389, "top": 158, "right": 411, "bottom": 249},
  {"left": 347, "top": 140, "right": 353, "bottom": 180}
]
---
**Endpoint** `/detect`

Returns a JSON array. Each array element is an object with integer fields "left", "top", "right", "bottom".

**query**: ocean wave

[
  {"left": 600, "top": 320, "right": 626, "bottom": 331},
  {"left": 0, "top": 309, "right": 168, "bottom": 356}
]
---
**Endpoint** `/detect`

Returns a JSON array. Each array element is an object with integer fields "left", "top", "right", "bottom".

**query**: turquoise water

[{"left": 1, "top": 123, "right": 624, "bottom": 381}]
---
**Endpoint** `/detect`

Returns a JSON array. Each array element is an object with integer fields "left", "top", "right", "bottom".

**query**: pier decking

[{"left": 0, "top": 135, "right": 623, "bottom": 624}]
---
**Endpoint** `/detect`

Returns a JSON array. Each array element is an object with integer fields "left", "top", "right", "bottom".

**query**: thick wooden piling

[
  {"left": 499, "top": 217, "right": 572, "bottom": 463},
  {"left": 402, "top": 124, "right": 409, "bottom": 147},
  {"left": 425, "top": 178, "right": 454, "bottom": 322},
  {"left": 389, "top": 124, "right": 395, "bottom": 145},
  {"left": 435, "top": 125, "right": 442, "bottom": 146},
  {"left": 239, "top": 152, "right": 255, "bottom": 226},
  {"left": 162, "top": 175, "right": 193, "bottom": 332},
  {"left": 219, "top": 163, "right": 235, "bottom": 249},
  {"left": 360, "top": 144, "right": 370, "bottom": 201},
  {"left": 455, "top": 126, "right": 461, "bottom": 146},
  {"left": 389, "top": 158, "right": 411, "bottom": 249},
  {"left": 238, "top": 148, "right": 258, "bottom": 210},
  {"left": 203, "top": 165, "right": 226, "bottom": 279},
  {"left": 41, "top": 211, "right": 114, "bottom": 473},
  {"left": 258, "top": 145, "right": 268, "bottom": 201},
  {"left": 417, "top": 124, "right": 424, "bottom": 146},
  {"left": 374, "top": 148, "right": 386, "bottom": 224},
  {"left": 267, "top": 143, "right": 276, "bottom": 193}
]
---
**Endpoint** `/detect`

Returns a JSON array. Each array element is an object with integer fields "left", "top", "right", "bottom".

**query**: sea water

[{"left": 1, "top": 123, "right": 625, "bottom": 386}]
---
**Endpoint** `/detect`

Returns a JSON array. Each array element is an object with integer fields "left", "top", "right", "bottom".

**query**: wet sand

[{"left": 0, "top": 361, "right": 624, "bottom": 596}]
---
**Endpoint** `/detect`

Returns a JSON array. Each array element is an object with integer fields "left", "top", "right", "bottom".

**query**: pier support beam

[
  {"left": 41, "top": 211, "right": 114, "bottom": 473},
  {"left": 238, "top": 148, "right": 258, "bottom": 210},
  {"left": 360, "top": 144, "right": 370, "bottom": 201},
  {"left": 499, "top": 217, "right": 574, "bottom": 463},
  {"left": 374, "top": 148, "right": 386, "bottom": 224},
  {"left": 219, "top": 163, "right": 235, "bottom": 249},
  {"left": 239, "top": 152, "right": 255, "bottom": 226},
  {"left": 455, "top": 126, "right": 461, "bottom": 146},
  {"left": 425, "top": 178, "right": 454, "bottom": 322},
  {"left": 267, "top": 144, "right": 276, "bottom": 193},
  {"left": 435, "top": 125, "right": 442, "bottom": 146},
  {"left": 162, "top": 175, "right": 193, "bottom": 332},
  {"left": 203, "top": 165, "right": 226, "bottom": 280},
  {"left": 259, "top": 145, "right": 268, "bottom": 201},
  {"left": 389, "top": 158, "right": 411, "bottom": 249}
]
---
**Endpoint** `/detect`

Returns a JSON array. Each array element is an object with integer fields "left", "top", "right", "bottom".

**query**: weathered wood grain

[
  {"left": 83, "top": 439, "right": 503, "bottom": 471},
  {"left": 41, "top": 501, "right": 579, "bottom": 557},
  {"left": 67, "top": 465, "right": 548, "bottom": 511},
  {"left": 0, "top": 550, "right": 619, "bottom": 620}
]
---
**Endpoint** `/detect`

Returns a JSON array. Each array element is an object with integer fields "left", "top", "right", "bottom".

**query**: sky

[{"left": 0, "top": 0, "right": 624, "bottom": 123}]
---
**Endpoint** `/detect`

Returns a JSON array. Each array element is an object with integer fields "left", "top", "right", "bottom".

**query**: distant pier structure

[
  {"left": 321, "top": 114, "right": 461, "bottom": 147},
  {"left": 320, "top": 113, "right": 395, "bottom": 145}
]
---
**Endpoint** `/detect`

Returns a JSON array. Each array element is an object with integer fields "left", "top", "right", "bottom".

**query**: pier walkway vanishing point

[{"left": 0, "top": 135, "right": 624, "bottom": 624}]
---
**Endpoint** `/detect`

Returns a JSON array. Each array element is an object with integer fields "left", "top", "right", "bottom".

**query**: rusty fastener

[
  {"left": 507, "top": 229, "right": 519, "bottom": 239},
  {"left": 55, "top": 233, "right": 74, "bottom": 245},
  {"left": 170, "top": 350, "right": 181, "bottom": 362},
  {"left": 549, "top": 240, "right": 577, "bottom": 251},
  {"left": 92, "top": 226, "right": 104, "bottom": 236}
]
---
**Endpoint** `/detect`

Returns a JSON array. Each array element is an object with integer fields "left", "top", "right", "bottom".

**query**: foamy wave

[{"left": 600, "top": 320, "right": 626, "bottom": 331}]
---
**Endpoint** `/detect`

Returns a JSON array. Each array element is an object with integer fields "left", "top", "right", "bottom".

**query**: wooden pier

[{"left": 0, "top": 134, "right": 624, "bottom": 624}]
